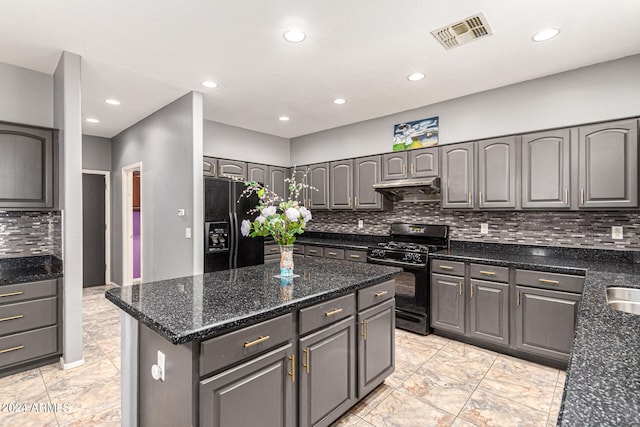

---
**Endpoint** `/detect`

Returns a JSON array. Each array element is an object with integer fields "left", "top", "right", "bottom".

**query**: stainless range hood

[{"left": 373, "top": 177, "right": 441, "bottom": 202}]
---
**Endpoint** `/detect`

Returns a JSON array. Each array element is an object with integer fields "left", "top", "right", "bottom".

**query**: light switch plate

[
  {"left": 480, "top": 223, "right": 489, "bottom": 234},
  {"left": 612, "top": 226, "right": 623, "bottom": 240},
  {"left": 177, "top": 209, "right": 186, "bottom": 216},
  {"left": 157, "top": 350, "right": 165, "bottom": 381}
]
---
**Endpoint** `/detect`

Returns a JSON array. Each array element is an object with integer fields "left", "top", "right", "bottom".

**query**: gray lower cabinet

[
  {"left": 0, "top": 123, "right": 55, "bottom": 209},
  {"left": 269, "top": 166, "right": 289, "bottom": 201},
  {"left": 477, "top": 137, "right": 517, "bottom": 209},
  {"left": 199, "top": 344, "right": 294, "bottom": 427},
  {"left": 441, "top": 142, "right": 475, "bottom": 209},
  {"left": 308, "top": 163, "right": 330, "bottom": 210},
  {"left": 578, "top": 119, "right": 638, "bottom": 208},
  {"left": 430, "top": 273, "right": 465, "bottom": 334},
  {"left": 299, "top": 316, "right": 357, "bottom": 427},
  {"left": 357, "top": 298, "right": 395, "bottom": 397},
  {"left": 329, "top": 160, "right": 353, "bottom": 210},
  {"left": 247, "top": 163, "right": 268, "bottom": 184},
  {"left": 521, "top": 129, "right": 571, "bottom": 209},
  {"left": 514, "top": 286, "right": 581, "bottom": 361},
  {"left": 468, "top": 279, "right": 509, "bottom": 346}
]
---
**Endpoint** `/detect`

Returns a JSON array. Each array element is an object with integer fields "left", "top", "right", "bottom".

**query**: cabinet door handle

[
  {"left": 325, "top": 308, "right": 343, "bottom": 317},
  {"left": 374, "top": 290, "right": 388, "bottom": 297},
  {"left": 564, "top": 188, "right": 569, "bottom": 205},
  {"left": 459, "top": 282, "right": 463, "bottom": 296},
  {"left": 516, "top": 290, "right": 521, "bottom": 306},
  {"left": 361, "top": 320, "right": 367, "bottom": 341},
  {"left": 0, "top": 314, "right": 24, "bottom": 322},
  {"left": 410, "top": 164, "right": 415, "bottom": 176},
  {"left": 402, "top": 164, "right": 406, "bottom": 175},
  {"left": 580, "top": 188, "right": 584, "bottom": 205},
  {"left": 468, "top": 192, "right": 472, "bottom": 206},
  {"left": 354, "top": 196, "right": 358, "bottom": 207},
  {"left": 479, "top": 271, "right": 496, "bottom": 276},
  {"left": 0, "top": 345, "right": 24, "bottom": 354},
  {"left": 348, "top": 196, "right": 351, "bottom": 207},
  {"left": 303, "top": 348, "right": 310, "bottom": 373},
  {"left": 439, "top": 265, "right": 454, "bottom": 270},
  {"left": 538, "top": 278, "right": 560, "bottom": 285},
  {"left": 0, "top": 291, "right": 23, "bottom": 298},
  {"left": 212, "top": 163, "right": 216, "bottom": 176},
  {"left": 479, "top": 192, "right": 483, "bottom": 206},
  {"left": 244, "top": 335, "right": 270, "bottom": 348},
  {"left": 288, "top": 354, "right": 295, "bottom": 382},
  {"left": 470, "top": 283, "right": 474, "bottom": 299}
]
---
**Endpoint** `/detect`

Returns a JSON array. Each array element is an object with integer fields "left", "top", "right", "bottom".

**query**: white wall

[
  {"left": 82, "top": 134, "right": 111, "bottom": 171},
  {"left": 291, "top": 55, "right": 640, "bottom": 165},
  {"left": 204, "top": 120, "right": 290, "bottom": 167},
  {"left": 0, "top": 61, "right": 53, "bottom": 128}
]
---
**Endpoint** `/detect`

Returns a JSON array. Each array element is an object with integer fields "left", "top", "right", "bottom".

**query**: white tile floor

[{"left": 1, "top": 285, "right": 564, "bottom": 426}]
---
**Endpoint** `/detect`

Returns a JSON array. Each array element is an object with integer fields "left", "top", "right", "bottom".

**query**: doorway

[
  {"left": 122, "top": 163, "right": 142, "bottom": 286},
  {"left": 82, "top": 170, "right": 110, "bottom": 287}
]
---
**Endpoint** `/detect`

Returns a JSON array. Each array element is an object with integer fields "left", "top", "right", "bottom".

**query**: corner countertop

[
  {"left": 105, "top": 257, "right": 401, "bottom": 345},
  {"left": 0, "top": 255, "right": 63, "bottom": 285},
  {"left": 431, "top": 244, "right": 640, "bottom": 426}
]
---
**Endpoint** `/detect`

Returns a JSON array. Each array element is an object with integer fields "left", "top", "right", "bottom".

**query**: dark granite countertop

[
  {"left": 0, "top": 255, "right": 63, "bottom": 285},
  {"left": 105, "top": 257, "right": 401, "bottom": 345},
  {"left": 430, "top": 242, "right": 640, "bottom": 426}
]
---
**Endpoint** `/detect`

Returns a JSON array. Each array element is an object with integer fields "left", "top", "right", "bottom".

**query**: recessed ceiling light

[
  {"left": 283, "top": 29, "right": 306, "bottom": 43},
  {"left": 201, "top": 80, "right": 218, "bottom": 88},
  {"left": 532, "top": 28, "right": 560, "bottom": 42},
  {"left": 105, "top": 99, "right": 120, "bottom": 105},
  {"left": 86, "top": 118, "right": 100, "bottom": 123},
  {"left": 278, "top": 116, "right": 290, "bottom": 121},
  {"left": 407, "top": 72, "right": 425, "bottom": 81},
  {"left": 333, "top": 98, "right": 347, "bottom": 105}
]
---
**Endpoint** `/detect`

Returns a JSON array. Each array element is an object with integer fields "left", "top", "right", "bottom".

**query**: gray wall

[
  {"left": 204, "top": 119, "right": 290, "bottom": 167},
  {"left": 111, "top": 92, "right": 201, "bottom": 285},
  {"left": 0, "top": 61, "right": 53, "bottom": 128},
  {"left": 291, "top": 55, "right": 640, "bottom": 165},
  {"left": 82, "top": 134, "right": 112, "bottom": 171}
]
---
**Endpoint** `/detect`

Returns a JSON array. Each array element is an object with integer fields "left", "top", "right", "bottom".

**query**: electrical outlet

[
  {"left": 480, "top": 223, "right": 489, "bottom": 234},
  {"left": 358, "top": 220, "right": 364, "bottom": 229},
  {"left": 612, "top": 226, "right": 623, "bottom": 240},
  {"left": 185, "top": 227, "right": 192, "bottom": 239}
]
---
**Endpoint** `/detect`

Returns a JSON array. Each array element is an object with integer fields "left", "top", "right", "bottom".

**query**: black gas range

[{"left": 366, "top": 223, "right": 449, "bottom": 335}]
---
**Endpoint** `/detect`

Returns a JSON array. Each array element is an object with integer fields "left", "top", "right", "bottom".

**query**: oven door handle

[{"left": 366, "top": 256, "right": 426, "bottom": 269}]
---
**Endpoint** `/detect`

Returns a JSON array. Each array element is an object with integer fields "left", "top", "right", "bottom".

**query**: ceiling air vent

[{"left": 431, "top": 13, "right": 493, "bottom": 50}]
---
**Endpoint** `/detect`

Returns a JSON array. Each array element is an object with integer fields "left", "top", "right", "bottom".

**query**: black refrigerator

[{"left": 204, "top": 177, "right": 264, "bottom": 273}]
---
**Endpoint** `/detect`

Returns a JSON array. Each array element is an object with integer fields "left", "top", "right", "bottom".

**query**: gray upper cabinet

[
  {"left": 578, "top": 119, "right": 638, "bottom": 208},
  {"left": 0, "top": 123, "right": 54, "bottom": 209},
  {"left": 203, "top": 156, "right": 216, "bottom": 176},
  {"left": 308, "top": 163, "right": 330, "bottom": 210},
  {"left": 409, "top": 147, "right": 439, "bottom": 178},
  {"left": 441, "top": 142, "right": 475, "bottom": 209},
  {"left": 269, "top": 166, "right": 289, "bottom": 201},
  {"left": 477, "top": 137, "right": 517, "bottom": 209},
  {"left": 381, "top": 152, "right": 408, "bottom": 181},
  {"left": 218, "top": 159, "right": 247, "bottom": 179},
  {"left": 521, "top": 129, "right": 571, "bottom": 209},
  {"left": 329, "top": 160, "right": 353, "bottom": 210},
  {"left": 247, "top": 163, "right": 268, "bottom": 184},
  {"left": 354, "top": 156, "right": 383, "bottom": 210}
]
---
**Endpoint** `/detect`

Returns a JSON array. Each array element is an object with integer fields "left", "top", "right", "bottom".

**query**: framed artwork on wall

[{"left": 393, "top": 116, "right": 439, "bottom": 151}]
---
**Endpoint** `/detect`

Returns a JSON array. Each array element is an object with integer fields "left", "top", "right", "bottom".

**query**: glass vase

[{"left": 279, "top": 244, "right": 295, "bottom": 278}]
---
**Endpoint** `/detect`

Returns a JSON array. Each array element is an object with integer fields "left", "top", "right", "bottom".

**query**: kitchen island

[{"left": 106, "top": 257, "right": 400, "bottom": 427}]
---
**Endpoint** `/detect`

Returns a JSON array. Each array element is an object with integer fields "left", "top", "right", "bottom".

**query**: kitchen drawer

[
  {"left": 299, "top": 293, "right": 356, "bottom": 335},
  {"left": 264, "top": 254, "right": 280, "bottom": 264},
  {"left": 470, "top": 263, "right": 509, "bottom": 283},
  {"left": 345, "top": 250, "right": 366, "bottom": 263},
  {"left": 516, "top": 269, "right": 584, "bottom": 294},
  {"left": 0, "top": 279, "right": 57, "bottom": 305},
  {"left": 305, "top": 246, "right": 323, "bottom": 257},
  {"left": 293, "top": 244, "right": 305, "bottom": 255},
  {"left": 324, "top": 248, "right": 345, "bottom": 260},
  {"left": 200, "top": 313, "right": 293, "bottom": 376},
  {"left": 0, "top": 297, "right": 57, "bottom": 336},
  {"left": 431, "top": 260, "right": 465, "bottom": 277},
  {"left": 264, "top": 244, "right": 280, "bottom": 256},
  {"left": 358, "top": 280, "right": 395, "bottom": 311},
  {"left": 0, "top": 326, "right": 58, "bottom": 369}
]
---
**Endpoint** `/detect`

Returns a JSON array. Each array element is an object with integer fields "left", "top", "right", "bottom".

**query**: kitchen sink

[{"left": 606, "top": 287, "right": 640, "bottom": 315}]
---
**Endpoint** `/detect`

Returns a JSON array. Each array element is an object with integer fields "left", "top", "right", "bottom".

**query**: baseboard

[{"left": 60, "top": 357, "right": 85, "bottom": 370}]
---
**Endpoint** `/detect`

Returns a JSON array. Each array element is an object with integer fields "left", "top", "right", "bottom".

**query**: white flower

[
  {"left": 285, "top": 207, "right": 300, "bottom": 222},
  {"left": 261, "top": 206, "right": 277, "bottom": 217},
  {"left": 255, "top": 215, "right": 266, "bottom": 224},
  {"left": 240, "top": 219, "right": 251, "bottom": 237},
  {"left": 299, "top": 206, "right": 312, "bottom": 223}
]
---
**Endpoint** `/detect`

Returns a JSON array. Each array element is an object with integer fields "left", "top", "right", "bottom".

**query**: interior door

[{"left": 82, "top": 174, "right": 106, "bottom": 287}]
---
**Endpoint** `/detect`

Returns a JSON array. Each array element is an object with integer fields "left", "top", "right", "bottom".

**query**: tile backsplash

[
  {"left": 0, "top": 211, "right": 62, "bottom": 258},
  {"left": 307, "top": 202, "right": 640, "bottom": 250}
]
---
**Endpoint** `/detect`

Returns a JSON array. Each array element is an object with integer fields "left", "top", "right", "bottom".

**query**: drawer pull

[
  {"left": 288, "top": 354, "right": 295, "bottom": 382},
  {"left": 327, "top": 252, "right": 337, "bottom": 256},
  {"left": 361, "top": 320, "right": 367, "bottom": 341},
  {"left": 324, "top": 308, "right": 343, "bottom": 317},
  {"left": 244, "top": 335, "right": 270, "bottom": 348},
  {"left": 303, "top": 348, "right": 310, "bottom": 373},
  {"left": 308, "top": 249, "right": 317, "bottom": 253},
  {"left": 0, "top": 291, "right": 24, "bottom": 298},
  {"left": 439, "top": 265, "right": 454, "bottom": 270},
  {"left": 349, "top": 254, "right": 361, "bottom": 259},
  {"left": 516, "top": 290, "right": 521, "bottom": 306},
  {"left": 0, "top": 315, "right": 24, "bottom": 322},
  {"left": 538, "top": 279, "right": 560, "bottom": 285},
  {"left": 0, "top": 345, "right": 24, "bottom": 354},
  {"left": 374, "top": 291, "right": 388, "bottom": 297},
  {"left": 479, "top": 271, "right": 496, "bottom": 276}
]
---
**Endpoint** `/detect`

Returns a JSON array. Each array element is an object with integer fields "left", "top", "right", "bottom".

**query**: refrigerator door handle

[
  {"left": 233, "top": 212, "right": 239, "bottom": 268},
  {"left": 228, "top": 212, "right": 235, "bottom": 269}
]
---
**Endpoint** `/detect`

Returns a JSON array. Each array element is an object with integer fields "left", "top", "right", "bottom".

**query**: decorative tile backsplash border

[
  {"left": 0, "top": 211, "right": 62, "bottom": 259},
  {"left": 306, "top": 202, "right": 640, "bottom": 251}
]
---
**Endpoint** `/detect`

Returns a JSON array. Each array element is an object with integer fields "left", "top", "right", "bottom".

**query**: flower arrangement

[{"left": 235, "top": 168, "right": 314, "bottom": 246}]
